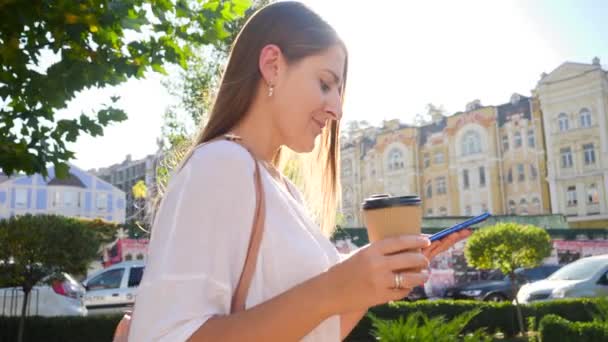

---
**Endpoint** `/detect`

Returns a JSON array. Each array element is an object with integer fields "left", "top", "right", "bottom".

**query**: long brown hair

[{"left": 180, "top": 1, "right": 348, "bottom": 236}]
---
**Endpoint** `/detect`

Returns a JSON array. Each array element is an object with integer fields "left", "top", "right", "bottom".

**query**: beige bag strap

[
  {"left": 202, "top": 133, "right": 267, "bottom": 312},
  {"left": 230, "top": 144, "right": 265, "bottom": 312}
]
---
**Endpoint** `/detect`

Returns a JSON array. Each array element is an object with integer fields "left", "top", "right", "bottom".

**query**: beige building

[
  {"left": 535, "top": 57, "right": 608, "bottom": 224},
  {"left": 497, "top": 94, "right": 551, "bottom": 216},
  {"left": 340, "top": 96, "right": 553, "bottom": 227}
]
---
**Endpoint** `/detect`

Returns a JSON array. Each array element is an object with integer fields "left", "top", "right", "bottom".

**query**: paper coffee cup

[{"left": 361, "top": 194, "right": 422, "bottom": 242}]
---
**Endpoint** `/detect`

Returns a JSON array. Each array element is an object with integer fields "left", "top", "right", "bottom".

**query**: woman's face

[{"left": 272, "top": 45, "right": 346, "bottom": 153}]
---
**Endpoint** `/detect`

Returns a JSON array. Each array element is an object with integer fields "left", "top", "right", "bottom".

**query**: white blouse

[{"left": 128, "top": 140, "right": 342, "bottom": 341}]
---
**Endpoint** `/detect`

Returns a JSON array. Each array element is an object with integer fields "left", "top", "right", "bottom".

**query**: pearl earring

[{"left": 268, "top": 84, "right": 274, "bottom": 97}]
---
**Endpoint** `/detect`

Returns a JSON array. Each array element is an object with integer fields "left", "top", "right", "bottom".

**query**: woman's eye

[{"left": 320, "top": 80, "right": 330, "bottom": 93}]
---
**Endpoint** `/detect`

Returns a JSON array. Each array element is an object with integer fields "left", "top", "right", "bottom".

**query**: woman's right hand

[{"left": 325, "top": 235, "right": 431, "bottom": 314}]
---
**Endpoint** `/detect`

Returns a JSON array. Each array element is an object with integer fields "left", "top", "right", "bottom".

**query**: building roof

[
  {"left": 497, "top": 95, "right": 532, "bottom": 127},
  {"left": 419, "top": 116, "right": 447, "bottom": 146},
  {"left": 47, "top": 172, "right": 87, "bottom": 188}
]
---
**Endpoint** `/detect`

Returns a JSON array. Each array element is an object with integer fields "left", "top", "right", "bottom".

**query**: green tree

[
  {"left": 0, "top": 214, "right": 117, "bottom": 342},
  {"left": 0, "top": 0, "right": 251, "bottom": 178},
  {"left": 155, "top": 0, "right": 271, "bottom": 192},
  {"left": 464, "top": 222, "right": 553, "bottom": 336}
]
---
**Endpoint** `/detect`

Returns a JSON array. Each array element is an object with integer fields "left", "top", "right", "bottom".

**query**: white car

[
  {"left": 517, "top": 254, "right": 608, "bottom": 304},
  {"left": 83, "top": 261, "right": 145, "bottom": 315},
  {"left": 0, "top": 273, "right": 87, "bottom": 317}
]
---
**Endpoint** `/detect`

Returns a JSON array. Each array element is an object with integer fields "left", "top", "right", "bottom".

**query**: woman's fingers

[
  {"left": 424, "top": 229, "right": 472, "bottom": 259},
  {"left": 376, "top": 234, "right": 430, "bottom": 255},
  {"left": 383, "top": 271, "right": 429, "bottom": 290},
  {"left": 385, "top": 251, "right": 429, "bottom": 271}
]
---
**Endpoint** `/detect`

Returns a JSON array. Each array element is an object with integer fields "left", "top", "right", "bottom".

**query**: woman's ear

[{"left": 259, "top": 44, "right": 282, "bottom": 87}]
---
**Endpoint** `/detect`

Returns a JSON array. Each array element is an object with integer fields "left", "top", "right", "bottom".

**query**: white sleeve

[{"left": 129, "top": 141, "right": 257, "bottom": 342}]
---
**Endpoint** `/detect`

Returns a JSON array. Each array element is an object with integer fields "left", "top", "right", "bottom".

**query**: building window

[
  {"left": 514, "top": 131, "right": 522, "bottom": 148},
  {"left": 479, "top": 167, "right": 486, "bottom": 187},
  {"left": 519, "top": 199, "right": 528, "bottom": 215},
  {"left": 587, "top": 184, "right": 599, "bottom": 204},
  {"left": 436, "top": 177, "right": 447, "bottom": 194},
  {"left": 342, "top": 159, "right": 352, "bottom": 176},
  {"left": 566, "top": 186, "right": 577, "bottom": 207},
  {"left": 463, "top": 169, "right": 470, "bottom": 189},
  {"left": 427, "top": 208, "right": 433, "bottom": 216},
  {"left": 508, "top": 200, "right": 516, "bottom": 214},
  {"left": 15, "top": 189, "right": 27, "bottom": 209},
  {"left": 507, "top": 168, "right": 513, "bottom": 184},
  {"left": 434, "top": 151, "right": 444, "bottom": 164},
  {"left": 464, "top": 205, "right": 472, "bottom": 216},
  {"left": 517, "top": 164, "right": 525, "bottom": 182},
  {"left": 583, "top": 143, "right": 596, "bottom": 165},
  {"left": 388, "top": 148, "right": 405, "bottom": 170},
  {"left": 502, "top": 135, "right": 509, "bottom": 152},
  {"left": 439, "top": 207, "right": 447, "bottom": 216},
  {"left": 343, "top": 187, "right": 353, "bottom": 208},
  {"left": 558, "top": 113, "right": 569, "bottom": 132},
  {"left": 462, "top": 131, "right": 482, "bottom": 156},
  {"left": 530, "top": 164, "right": 538, "bottom": 180},
  {"left": 426, "top": 181, "right": 433, "bottom": 199},
  {"left": 481, "top": 203, "right": 488, "bottom": 213},
  {"left": 423, "top": 153, "right": 430, "bottom": 168},
  {"left": 560, "top": 147, "right": 573, "bottom": 168},
  {"left": 63, "top": 191, "right": 77, "bottom": 208},
  {"left": 96, "top": 193, "right": 108, "bottom": 211},
  {"left": 532, "top": 197, "right": 541, "bottom": 211},
  {"left": 527, "top": 130, "right": 535, "bottom": 148},
  {"left": 52, "top": 191, "right": 60, "bottom": 208},
  {"left": 580, "top": 108, "right": 592, "bottom": 128}
]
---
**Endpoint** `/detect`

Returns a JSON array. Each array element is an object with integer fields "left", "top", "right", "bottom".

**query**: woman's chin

[{"left": 288, "top": 137, "right": 317, "bottom": 153}]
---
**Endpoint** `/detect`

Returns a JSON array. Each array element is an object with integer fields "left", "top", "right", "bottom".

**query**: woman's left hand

[{"left": 422, "top": 229, "right": 472, "bottom": 260}]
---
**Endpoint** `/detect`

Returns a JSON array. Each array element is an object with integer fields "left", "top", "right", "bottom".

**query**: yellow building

[
  {"left": 535, "top": 57, "right": 608, "bottom": 225},
  {"left": 340, "top": 97, "right": 553, "bottom": 227},
  {"left": 496, "top": 94, "right": 551, "bottom": 215}
]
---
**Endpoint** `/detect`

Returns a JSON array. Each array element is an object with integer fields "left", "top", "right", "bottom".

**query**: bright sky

[{"left": 67, "top": 0, "right": 608, "bottom": 170}]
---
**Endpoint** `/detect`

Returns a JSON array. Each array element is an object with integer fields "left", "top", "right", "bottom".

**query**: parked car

[
  {"left": 0, "top": 273, "right": 87, "bottom": 317},
  {"left": 402, "top": 285, "right": 427, "bottom": 301},
  {"left": 443, "top": 265, "right": 562, "bottom": 302},
  {"left": 83, "top": 261, "right": 145, "bottom": 315},
  {"left": 517, "top": 254, "right": 608, "bottom": 304}
]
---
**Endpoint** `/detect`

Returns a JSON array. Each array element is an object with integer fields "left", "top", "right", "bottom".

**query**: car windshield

[{"left": 548, "top": 258, "right": 607, "bottom": 281}]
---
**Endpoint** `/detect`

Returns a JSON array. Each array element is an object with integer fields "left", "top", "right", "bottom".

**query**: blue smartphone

[{"left": 429, "top": 212, "right": 491, "bottom": 242}]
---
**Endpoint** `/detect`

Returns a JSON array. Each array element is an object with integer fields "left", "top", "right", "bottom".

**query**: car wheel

[{"left": 484, "top": 293, "right": 507, "bottom": 302}]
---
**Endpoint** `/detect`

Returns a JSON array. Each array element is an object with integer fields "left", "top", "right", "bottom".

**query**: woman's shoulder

[{"left": 187, "top": 139, "right": 256, "bottom": 172}]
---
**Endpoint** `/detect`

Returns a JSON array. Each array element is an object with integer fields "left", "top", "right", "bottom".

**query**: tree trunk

[
  {"left": 509, "top": 273, "right": 525, "bottom": 336},
  {"left": 18, "top": 287, "right": 31, "bottom": 342}
]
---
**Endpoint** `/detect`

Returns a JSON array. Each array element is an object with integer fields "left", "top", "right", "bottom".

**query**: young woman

[{"left": 128, "top": 2, "right": 470, "bottom": 341}]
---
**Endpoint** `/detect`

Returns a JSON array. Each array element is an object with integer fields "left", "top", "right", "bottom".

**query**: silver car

[
  {"left": 517, "top": 254, "right": 608, "bottom": 304},
  {"left": 83, "top": 261, "right": 144, "bottom": 315},
  {"left": 0, "top": 273, "right": 87, "bottom": 317}
]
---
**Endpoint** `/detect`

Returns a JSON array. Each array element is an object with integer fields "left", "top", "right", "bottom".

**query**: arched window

[
  {"left": 519, "top": 198, "right": 528, "bottom": 215},
  {"left": 508, "top": 200, "right": 516, "bottom": 214},
  {"left": 461, "top": 131, "right": 482, "bottom": 156},
  {"left": 343, "top": 187, "right": 353, "bottom": 208},
  {"left": 387, "top": 148, "right": 405, "bottom": 170},
  {"left": 558, "top": 113, "right": 569, "bottom": 132},
  {"left": 580, "top": 108, "right": 592, "bottom": 128},
  {"left": 532, "top": 197, "right": 541, "bottom": 213},
  {"left": 341, "top": 159, "right": 352, "bottom": 176},
  {"left": 514, "top": 132, "right": 522, "bottom": 148}
]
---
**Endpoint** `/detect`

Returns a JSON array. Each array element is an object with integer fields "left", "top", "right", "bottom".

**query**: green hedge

[
  {"left": 0, "top": 315, "right": 123, "bottom": 342},
  {"left": 346, "top": 299, "right": 600, "bottom": 341},
  {"left": 539, "top": 314, "right": 608, "bottom": 342},
  {"left": 0, "top": 299, "right": 601, "bottom": 341}
]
